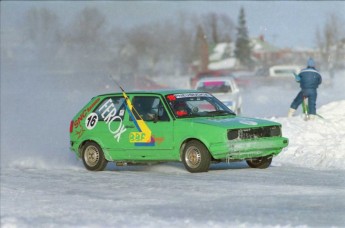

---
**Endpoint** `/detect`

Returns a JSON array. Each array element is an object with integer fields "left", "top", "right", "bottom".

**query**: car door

[{"left": 124, "top": 95, "right": 175, "bottom": 160}]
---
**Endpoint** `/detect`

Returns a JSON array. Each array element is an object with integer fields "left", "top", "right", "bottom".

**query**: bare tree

[
  {"left": 196, "top": 25, "right": 209, "bottom": 72},
  {"left": 23, "top": 7, "right": 61, "bottom": 61},
  {"left": 119, "top": 15, "right": 196, "bottom": 76},
  {"left": 316, "top": 12, "right": 345, "bottom": 75},
  {"left": 64, "top": 7, "right": 109, "bottom": 68},
  {"left": 21, "top": 7, "right": 235, "bottom": 76},
  {"left": 201, "top": 12, "right": 235, "bottom": 45},
  {"left": 210, "top": 13, "right": 218, "bottom": 44},
  {"left": 123, "top": 23, "right": 162, "bottom": 75},
  {"left": 169, "top": 12, "right": 196, "bottom": 74}
]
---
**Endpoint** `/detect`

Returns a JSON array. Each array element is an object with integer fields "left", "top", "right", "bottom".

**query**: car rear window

[
  {"left": 197, "top": 81, "right": 232, "bottom": 93},
  {"left": 94, "top": 97, "right": 126, "bottom": 121}
]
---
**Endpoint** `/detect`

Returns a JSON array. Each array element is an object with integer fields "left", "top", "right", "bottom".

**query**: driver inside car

[{"left": 174, "top": 101, "right": 189, "bottom": 117}]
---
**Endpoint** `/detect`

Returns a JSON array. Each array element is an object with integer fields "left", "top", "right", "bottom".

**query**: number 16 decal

[{"left": 85, "top": 113, "right": 98, "bottom": 130}]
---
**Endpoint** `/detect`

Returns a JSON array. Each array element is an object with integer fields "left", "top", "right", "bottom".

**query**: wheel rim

[
  {"left": 249, "top": 157, "right": 264, "bottom": 165},
  {"left": 185, "top": 146, "right": 202, "bottom": 168},
  {"left": 252, "top": 157, "right": 262, "bottom": 164},
  {"left": 84, "top": 145, "right": 100, "bottom": 167}
]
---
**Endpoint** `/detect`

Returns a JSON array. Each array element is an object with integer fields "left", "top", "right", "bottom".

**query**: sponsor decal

[
  {"left": 76, "top": 125, "right": 85, "bottom": 139},
  {"left": 74, "top": 97, "right": 100, "bottom": 129},
  {"left": 239, "top": 119, "right": 258, "bottom": 126},
  {"left": 206, "top": 118, "right": 236, "bottom": 123},
  {"left": 153, "top": 136, "right": 164, "bottom": 145},
  {"left": 74, "top": 97, "right": 100, "bottom": 138},
  {"left": 206, "top": 118, "right": 258, "bottom": 125},
  {"left": 98, "top": 98, "right": 127, "bottom": 142},
  {"left": 174, "top": 93, "right": 212, "bottom": 99},
  {"left": 166, "top": 94, "right": 177, "bottom": 101},
  {"left": 85, "top": 113, "right": 98, "bottom": 130},
  {"left": 121, "top": 91, "right": 155, "bottom": 146}
]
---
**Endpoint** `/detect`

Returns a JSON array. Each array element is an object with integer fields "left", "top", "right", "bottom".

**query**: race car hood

[{"left": 187, "top": 116, "right": 280, "bottom": 129}]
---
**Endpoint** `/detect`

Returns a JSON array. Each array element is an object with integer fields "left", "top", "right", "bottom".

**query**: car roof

[
  {"left": 96, "top": 89, "right": 201, "bottom": 98},
  {"left": 196, "top": 76, "right": 235, "bottom": 83}
]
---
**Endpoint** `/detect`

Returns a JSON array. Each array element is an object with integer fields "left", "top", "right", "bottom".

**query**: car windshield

[
  {"left": 196, "top": 81, "right": 232, "bottom": 93},
  {"left": 165, "top": 92, "right": 235, "bottom": 118}
]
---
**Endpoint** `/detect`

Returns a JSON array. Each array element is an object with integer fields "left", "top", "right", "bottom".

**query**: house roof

[{"left": 251, "top": 37, "right": 279, "bottom": 52}]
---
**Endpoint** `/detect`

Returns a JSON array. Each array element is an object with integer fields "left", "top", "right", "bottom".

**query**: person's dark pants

[{"left": 290, "top": 89, "right": 317, "bottom": 115}]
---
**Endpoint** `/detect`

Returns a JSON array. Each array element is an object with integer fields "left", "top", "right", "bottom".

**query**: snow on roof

[
  {"left": 209, "top": 42, "right": 234, "bottom": 62},
  {"left": 251, "top": 37, "right": 279, "bottom": 52},
  {"left": 208, "top": 57, "right": 237, "bottom": 70}
]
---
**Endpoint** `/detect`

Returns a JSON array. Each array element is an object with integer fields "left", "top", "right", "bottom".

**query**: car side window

[
  {"left": 94, "top": 97, "right": 126, "bottom": 121},
  {"left": 221, "top": 83, "right": 232, "bottom": 93},
  {"left": 131, "top": 96, "right": 170, "bottom": 122}
]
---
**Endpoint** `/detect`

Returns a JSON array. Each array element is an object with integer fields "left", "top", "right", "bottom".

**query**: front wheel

[
  {"left": 246, "top": 156, "right": 272, "bottom": 169},
  {"left": 82, "top": 142, "right": 108, "bottom": 171},
  {"left": 182, "top": 140, "right": 211, "bottom": 173}
]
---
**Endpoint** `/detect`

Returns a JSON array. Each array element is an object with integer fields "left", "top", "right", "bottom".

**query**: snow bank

[{"left": 273, "top": 100, "right": 345, "bottom": 170}]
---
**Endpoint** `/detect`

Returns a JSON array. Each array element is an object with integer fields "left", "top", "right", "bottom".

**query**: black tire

[
  {"left": 246, "top": 156, "right": 272, "bottom": 169},
  {"left": 182, "top": 140, "right": 211, "bottom": 173},
  {"left": 82, "top": 142, "right": 108, "bottom": 171}
]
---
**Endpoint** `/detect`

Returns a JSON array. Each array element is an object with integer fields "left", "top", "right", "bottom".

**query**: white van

[{"left": 269, "top": 65, "right": 301, "bottom": 77}]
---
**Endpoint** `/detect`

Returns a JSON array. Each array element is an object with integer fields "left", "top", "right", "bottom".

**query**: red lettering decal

[
  {"left": 153, "top": 137, "right": 164, "bottom": 145},
  {"left": 166, "top": 94, "right": 176, "bottom": 101},
  {"left": 76, "top": 125, "right": 85, "bottom": 139},
  {"left": 74, "top": 98, "right": 100, "bottom": 129}
]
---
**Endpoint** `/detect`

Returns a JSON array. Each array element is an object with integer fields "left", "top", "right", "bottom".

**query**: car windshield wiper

[{"left": 206, "top": 110, "right": 235, "bottom": 116}]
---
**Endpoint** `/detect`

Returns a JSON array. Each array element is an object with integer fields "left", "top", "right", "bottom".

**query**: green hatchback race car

[{"left": 70, "top": 89, "right": 288, "bottom": 173}]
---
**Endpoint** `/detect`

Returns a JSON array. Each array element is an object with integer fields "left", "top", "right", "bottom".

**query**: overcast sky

[{"left": 1, "top": 1, "right": 345, "bottom": 48}]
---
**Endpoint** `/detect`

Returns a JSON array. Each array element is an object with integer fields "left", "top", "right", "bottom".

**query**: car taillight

[{"left": 70, "top": 120, "right": 74, "bottom": 133}]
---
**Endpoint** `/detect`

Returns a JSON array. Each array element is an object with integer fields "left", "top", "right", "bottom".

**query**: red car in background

[{"left": 190, "top": 70, "right": 250, "bottom": 89}]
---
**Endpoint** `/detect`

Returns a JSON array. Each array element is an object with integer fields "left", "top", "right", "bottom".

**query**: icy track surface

[
  {"left": 2, "top": 165, "right": 345, "bottom": 228},
  {"left": 1, "top": 69, "right": 345, "bottom": 227}
]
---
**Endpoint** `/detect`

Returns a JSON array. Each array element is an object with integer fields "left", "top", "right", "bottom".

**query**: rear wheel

[
  {"left": 182, "top": 140, "right": 211, "bottom": 173},
  {"left": 82, "top": 142, "right": 107, "bottom": 171},
  {"left": 246, "top": 156, "right": 272, "bottom": 169}
]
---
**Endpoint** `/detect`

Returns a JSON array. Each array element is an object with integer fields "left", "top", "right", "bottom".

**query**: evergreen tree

[{"left": 234, "top": 7, "right": 252, "bottom": 69}]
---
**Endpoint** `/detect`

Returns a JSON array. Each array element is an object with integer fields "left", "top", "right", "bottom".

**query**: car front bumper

[{"left": 209, "top": 137, "right": 289, "bottom": 160}]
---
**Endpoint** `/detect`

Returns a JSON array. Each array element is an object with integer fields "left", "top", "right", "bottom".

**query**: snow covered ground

[{"left": 1, "top": 67, "right": 345, "bottom": 227}]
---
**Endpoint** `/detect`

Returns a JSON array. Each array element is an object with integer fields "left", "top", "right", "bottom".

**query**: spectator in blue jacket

[{"left": 288, "top": 58, "right": 322, "bottom": 119}]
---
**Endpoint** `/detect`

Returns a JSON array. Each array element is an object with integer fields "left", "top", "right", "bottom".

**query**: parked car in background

[
  {"left": 190, "top": 70, "right": 233, "bottom": 88},
  {"left": 195, "top": 77, "right": 242, "bottom": 114},
  {"left": 69, "top": 90, "right": 288, "bottom": 173},
  {"left": 190, "top": 69, "right": 251, "bottom": 89},
  {"left": 269, "top": 65, "right": 301, "bottom": 77}
]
